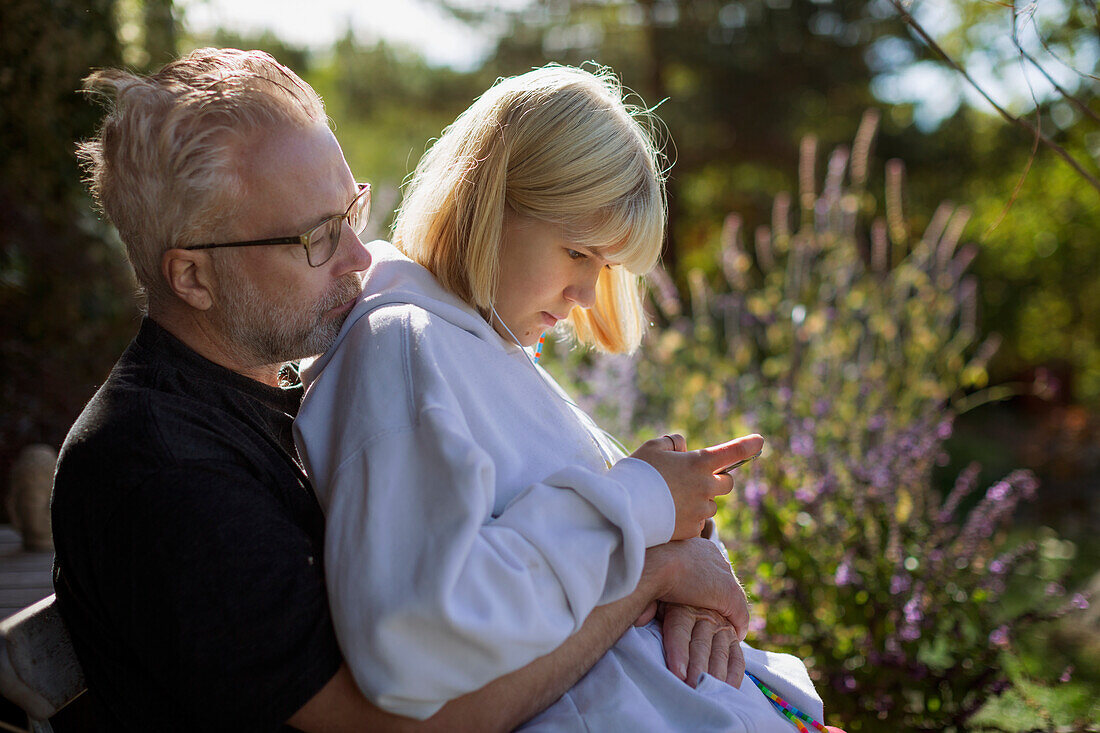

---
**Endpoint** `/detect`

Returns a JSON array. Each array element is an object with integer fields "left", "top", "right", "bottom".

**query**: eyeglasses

[{"left": 185, "top": 182, "right": 371, "bottom": 267}]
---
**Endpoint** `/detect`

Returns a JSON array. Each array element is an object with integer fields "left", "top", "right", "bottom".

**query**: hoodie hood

[{"left": 302, "top": 240, "right": 512, "bottom": 387}]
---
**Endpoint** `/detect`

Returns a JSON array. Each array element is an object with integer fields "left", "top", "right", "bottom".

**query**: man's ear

[{"left": 162, "top": 248, "right": 217, "bottom": 311}]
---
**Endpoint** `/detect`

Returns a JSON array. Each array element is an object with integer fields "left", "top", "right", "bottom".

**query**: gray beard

[{"left": 212, "top": 263, "right": 362, "bottom": 368}]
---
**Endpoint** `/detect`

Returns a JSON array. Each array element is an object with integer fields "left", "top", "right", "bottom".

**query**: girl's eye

[{"left": 566, "top": 249, "right": 586, "bottom": 260}]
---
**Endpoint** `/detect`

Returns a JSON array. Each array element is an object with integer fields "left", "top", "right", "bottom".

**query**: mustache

[{"left": 318, "top": 274, "right": 364, "bottom": 312}]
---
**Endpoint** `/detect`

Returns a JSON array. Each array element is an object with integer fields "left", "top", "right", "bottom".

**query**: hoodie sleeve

[{"left": 294, "top": 306, "right": 674, "bottom": 720}]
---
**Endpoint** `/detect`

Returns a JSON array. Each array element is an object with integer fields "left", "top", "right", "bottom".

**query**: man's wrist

[{"left": 638, "top": 543, "right": 679, "bottom": 603}]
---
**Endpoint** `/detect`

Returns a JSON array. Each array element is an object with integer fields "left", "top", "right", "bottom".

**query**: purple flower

[
  {"left": 989, "top": 625, "right": 1010, "bottom": 647},
  {"left": 1045, "top": 582, "right": 1065, "bottom": 597},
  {"left": 986, "top": 481, "right": 1010, "bottom": 502},
  {"left": 815, "top": 473, "right": 838, "bottom": 499},
  {"left": 1071, "top": 593, "right": 1090, "bottom": 610},
  {"left": 744, "top": 479, "right": 766, "bottom": 509},
  {"left": 871, "top": 466, "right": 890, "bottom": 490},
  {"left": 1059, "top": 665, "right": 1074, "bottom": 683},
  {"left": 939, "top": 462, "right": 981, "bottom": 522},
  {"left": 987, "top": 542, "right": 1036, "bottom": 578},
  {"left": 1034, "top": 367, "right": 1061, "bottom": 400},
  {"left": 890, "top": 573, "right": 911, "bottom": 595},
  {"left": 1018, "top": 472, "right": 1039, "bottom": 500},
  {"left": 791, "top": 434, "right": 814, "bottom": 457},
  {"left": 902, "top": 596, "right": 922, "bottom": 625},
  {"left": 835, "top": 560, "right": 860, "bottom": 587}
]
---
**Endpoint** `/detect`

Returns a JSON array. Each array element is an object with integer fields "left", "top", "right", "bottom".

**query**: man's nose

[{"left": 333, "top": 225, "right": 372, "bottom": 275}]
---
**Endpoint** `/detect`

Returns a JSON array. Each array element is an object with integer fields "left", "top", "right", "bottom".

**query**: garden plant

[{"left": 544, "top": 111, "right": 1094, "bottom": 731}]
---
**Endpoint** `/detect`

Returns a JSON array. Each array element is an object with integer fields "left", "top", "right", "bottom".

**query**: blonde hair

[
  {"left": 393, "top": 64, "right": 667, "bottom": 353},
  {"left": 77, "top": 48, "right": 326, "bottom": 309}
]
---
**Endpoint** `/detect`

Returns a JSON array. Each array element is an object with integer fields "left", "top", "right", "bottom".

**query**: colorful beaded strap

[
  {"left": 533, "top": 332, "right": 547, "bottom": 363},
  {"left": 746, "top": 672, "right": 828, "bottom": 733}
]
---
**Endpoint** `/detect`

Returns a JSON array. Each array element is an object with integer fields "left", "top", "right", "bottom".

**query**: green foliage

[
  {"left": 964, "top": 137, "right": 1100, "bottom": 406},
  {"left": 0, "top": 0, "right": 145, "bottom": 507},
  {"left": 4, "top": 2, "right": 1097, "bottom": 720},
  {"left": 202, "top": 28, "right": 313, "bottom": 73},
  {"left": 0, "top": 0, "right": 119, "bottom": 207},
  {"left": 543, "top": 114, "right": 1094, "bottom": 730},
  {"left": 433, "top": 0, "right": 910, "bottom": 271},
  {"left": 439, "top": 0, "right": 1100, "bottom": 413},
  {"left": 315, "top": 34, "right": 488, "bottom": 203}
]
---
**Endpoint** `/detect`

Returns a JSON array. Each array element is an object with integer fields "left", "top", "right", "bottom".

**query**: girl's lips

[{"left": 540, "top": 312, "right": 560, "bottom": 328}]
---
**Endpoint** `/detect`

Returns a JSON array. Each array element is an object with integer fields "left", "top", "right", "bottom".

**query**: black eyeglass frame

[{"left": 184, "top": 182, "right": 371, "bottom": 267}]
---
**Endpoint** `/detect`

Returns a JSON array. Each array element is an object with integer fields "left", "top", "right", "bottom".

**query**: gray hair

[{"left": 77, "top": 48, "right": 326, "bottom": 308}]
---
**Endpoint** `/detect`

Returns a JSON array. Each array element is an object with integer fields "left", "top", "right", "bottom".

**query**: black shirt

[{"left": 52, "top": 318, "right": 343, "bottom": 731}]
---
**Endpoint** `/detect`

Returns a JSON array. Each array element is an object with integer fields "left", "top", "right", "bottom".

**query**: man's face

[{"left": 210, "top": 123, "right": 371, "bottom": 367}]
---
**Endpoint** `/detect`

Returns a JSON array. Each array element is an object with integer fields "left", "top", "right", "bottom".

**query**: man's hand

[
  {"left": 640, "top": 538, "right": 750, "bottom": 644},
  {"left": 631, "top": 434, "right": 764, "bottom": 540},
  {"left": 661, "top": 603, "right": 745, "bottom": 688}
]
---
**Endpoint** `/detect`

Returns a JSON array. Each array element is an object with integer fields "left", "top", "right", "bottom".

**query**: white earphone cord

[{"left": 489, "top": 305, "right": 629, "bottom": 464}]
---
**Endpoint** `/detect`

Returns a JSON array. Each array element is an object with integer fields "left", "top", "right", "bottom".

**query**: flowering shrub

[{"left": 547, "top": 111, "right": 1090, "bottom": 730}]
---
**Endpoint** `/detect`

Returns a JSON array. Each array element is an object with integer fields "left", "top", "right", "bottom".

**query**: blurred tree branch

[{"left": 888, "top": 0, "right": 1100, "bottom": 195}]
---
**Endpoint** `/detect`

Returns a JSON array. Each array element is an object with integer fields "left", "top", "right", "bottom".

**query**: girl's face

[{"left": 493, "top": 214, "right": 615, "bottom": 347}]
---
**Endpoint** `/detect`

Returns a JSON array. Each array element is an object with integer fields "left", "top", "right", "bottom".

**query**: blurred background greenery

[{"left": 1, "top": 0, "right": 1096, "bottom": 729}]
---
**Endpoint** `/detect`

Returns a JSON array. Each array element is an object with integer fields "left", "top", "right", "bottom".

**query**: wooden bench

[{"left": 0, "top": 595, "right": 86, "bottom": 733}]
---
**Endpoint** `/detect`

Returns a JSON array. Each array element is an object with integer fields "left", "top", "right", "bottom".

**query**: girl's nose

[{"left": 565, "top": 278, "right": 597, "bottom": 309}]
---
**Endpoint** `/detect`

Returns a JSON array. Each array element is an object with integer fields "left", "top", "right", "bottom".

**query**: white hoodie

[{"left": 295, "top": 241, "right": 823, "bottom": 730}]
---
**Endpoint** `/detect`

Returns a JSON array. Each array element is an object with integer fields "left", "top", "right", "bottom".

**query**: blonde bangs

[
  {"left": 558, "top": 183, "right": 663, "bottom": 354},
  {"left": 566, "top": 193, "right": 664, "bottom": 276},
  {"left": 393, "top": 63, "right": 668, "bottom": 352},
  {"left": 567, "top": 265, "right": 647, "bottom": 354}
]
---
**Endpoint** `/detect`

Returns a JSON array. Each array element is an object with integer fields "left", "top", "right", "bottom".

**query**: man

[{"left": 52, "top": 48, "right": 751, "bottom": 731}]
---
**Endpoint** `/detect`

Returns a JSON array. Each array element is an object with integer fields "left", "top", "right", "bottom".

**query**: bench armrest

[{"left": 0, "top": 594, "right": 86, "bottom": 720}]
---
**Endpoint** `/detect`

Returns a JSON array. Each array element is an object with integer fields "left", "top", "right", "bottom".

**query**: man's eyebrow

[{"left": 303, "top": 184, "right": 359, "bottom": 228}]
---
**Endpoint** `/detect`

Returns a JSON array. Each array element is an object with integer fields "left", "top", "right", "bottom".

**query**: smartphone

[{"left": 716, "top": 448, "right": 762, "bottom": 475}]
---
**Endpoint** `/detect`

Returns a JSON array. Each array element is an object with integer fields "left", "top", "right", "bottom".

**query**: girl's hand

[{"left": 631, "top": 434, "right": 764, "bottom": 541}]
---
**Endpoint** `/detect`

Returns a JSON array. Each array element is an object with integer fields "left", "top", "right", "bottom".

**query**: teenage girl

[{"left": 295, "top": 65, "right": 829, "bottom": 732}]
